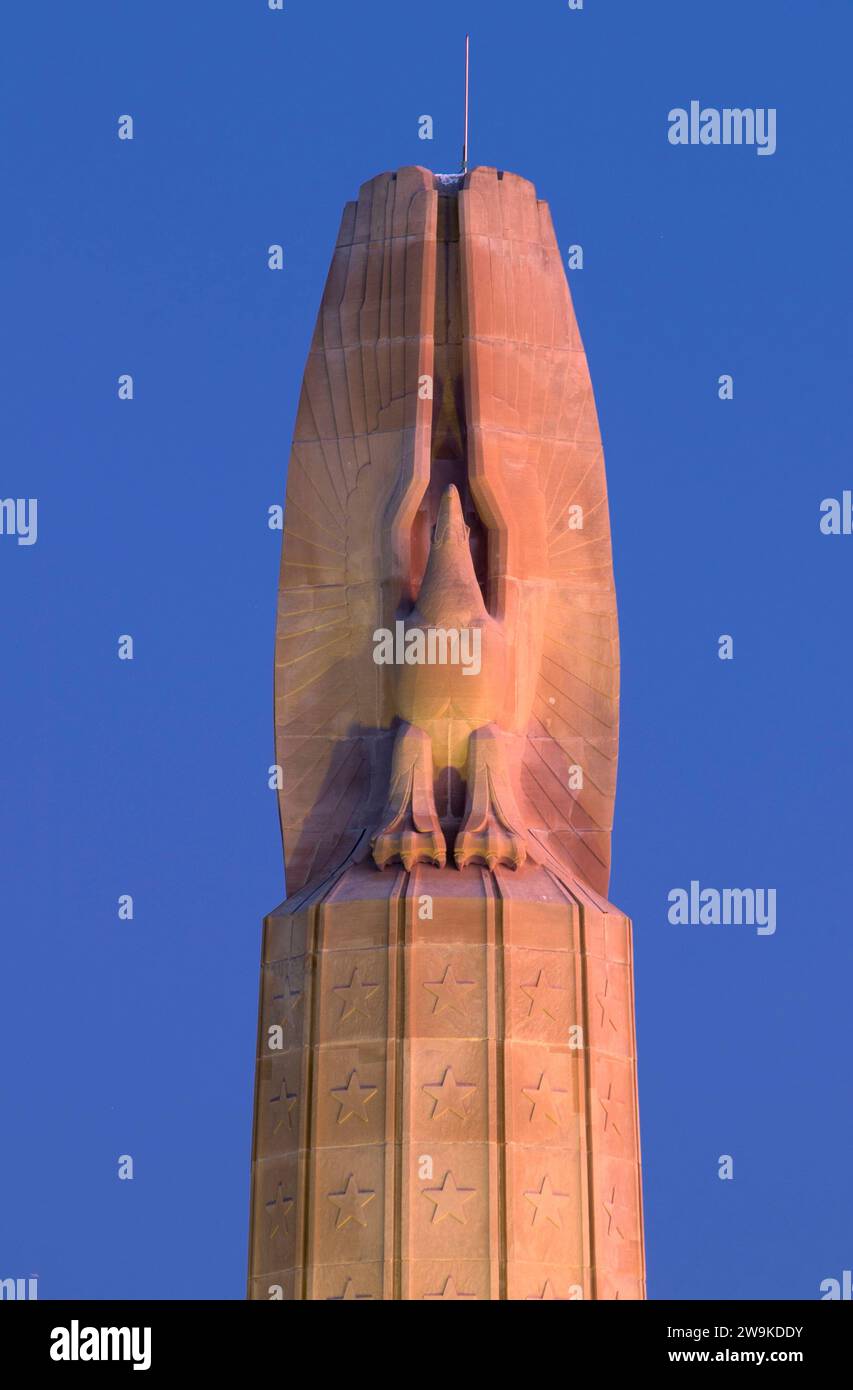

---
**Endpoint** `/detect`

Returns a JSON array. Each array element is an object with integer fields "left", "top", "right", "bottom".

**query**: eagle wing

[
  {"left": 459, "top": 169, "right": 620, "bottom": 896},
  {"left": 275, "top": 168, "right": 437, "bottom": 895}
]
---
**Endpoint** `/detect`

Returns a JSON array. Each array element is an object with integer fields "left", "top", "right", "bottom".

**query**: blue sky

[{"left": 1, "top": 0, "right": 851, "bottom": 1299}]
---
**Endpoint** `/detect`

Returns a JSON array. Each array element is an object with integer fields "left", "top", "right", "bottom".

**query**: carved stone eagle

[{"left": 275, "top": 166, "right": 619, "bottom": 899}]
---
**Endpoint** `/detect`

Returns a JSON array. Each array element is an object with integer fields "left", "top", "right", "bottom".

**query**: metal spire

[{"left": 461, "top": 34, "right": 470, "bottom": 174}]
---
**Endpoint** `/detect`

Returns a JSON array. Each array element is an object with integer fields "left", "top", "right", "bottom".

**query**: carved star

[
  {"left": 333, "top": 967, "right": 379, "bottom": 1023},
  {"left": 422, "top": 1171, "right": 476, "bottom": 1225},
  {"left": 423, "top": 1067, "right": 475, "bottom": 1120},
  {"left": 423, "top": 965, "right": 476, "bottom": 1018},
  {"left": 524, "top": 1175, "right": 570, "bottom": 1229},
  {"left": 603, "top": 1185, "right": 629, "bottom": 1240},
  {"left": 599, "top": 1080, "right": 626, "bottom": 1138},
  {"left": 272, "top": 968, "right": 302, "bottom": 1035},
  {"left": 265, "top": 1183, "right": 295, "bottom": 1241},
  {"left": 424, "top": 1277, "right": 476, "bottom": 1300},
  {"left": 522, "top": 1072, "right": 568, "bottom": 1125},
  {"left": 269, "top": 1072, "right": 298, "bottom": 1135},
  {"left": 327, "top": 1278, "right": 372, "bottom": 1301},
  {"left": 328, "top": 1175, "right": 375, "bottom": 1231},
  {"left": 527, "top": 1280, "right": 560, "bottom": 1300},
  {"left": 595, "top": 974, "right": 621, "bottom": 1035},
  {"left": 331, "top": 1070, "right": 378, "bottom": 1125},
  {"left": 520, "top": 970, "right": 564, "bottom": 1022}
]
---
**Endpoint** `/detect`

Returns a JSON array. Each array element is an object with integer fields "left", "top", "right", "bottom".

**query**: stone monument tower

[{"left": 248, "top": 165, "right": 645, "bottom": 1300}]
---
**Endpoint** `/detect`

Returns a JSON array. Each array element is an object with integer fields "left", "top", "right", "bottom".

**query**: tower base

[{"left": 248, "top": 860, "right": 644, "bottom": 1300}]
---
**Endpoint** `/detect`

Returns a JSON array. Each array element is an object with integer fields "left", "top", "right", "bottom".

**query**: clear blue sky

[{"left": 2, "top": 0, "right": 851, "bottom": 1300}]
